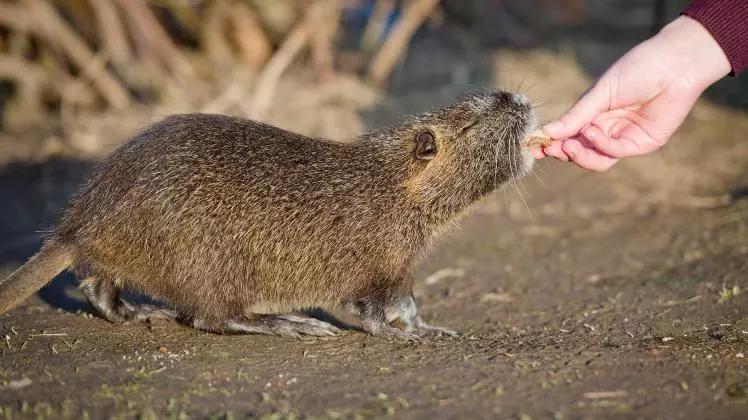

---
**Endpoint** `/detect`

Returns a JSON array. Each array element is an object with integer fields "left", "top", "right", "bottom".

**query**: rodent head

[{"left": 399, "top": 91, "right": 536, "bottom": 220}]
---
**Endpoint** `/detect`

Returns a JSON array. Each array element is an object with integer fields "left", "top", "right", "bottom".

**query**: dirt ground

[{"left": 1, "top": 25, "right": 748, "bottom": 420}]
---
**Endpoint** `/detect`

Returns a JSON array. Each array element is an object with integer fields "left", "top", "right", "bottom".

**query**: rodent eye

[{"left": 415, "top": 131, "right": 437, "bottom": 160}]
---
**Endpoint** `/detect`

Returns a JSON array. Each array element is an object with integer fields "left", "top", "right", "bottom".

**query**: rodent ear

[{"left": 415, "top": 131, "right": 437, "bottom": 160}]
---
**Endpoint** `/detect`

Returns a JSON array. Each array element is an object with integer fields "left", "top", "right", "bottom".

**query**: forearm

[
  {"left": 655, "top": 15, "right": 731, "bottom": 89},
  {"left": 683, "top": 0, "right": 748, "bottom": 75}
]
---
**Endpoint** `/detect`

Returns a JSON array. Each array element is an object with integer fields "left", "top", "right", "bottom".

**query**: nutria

[{"left": 0, "top": 91, "right": 536, "bottom": 340}]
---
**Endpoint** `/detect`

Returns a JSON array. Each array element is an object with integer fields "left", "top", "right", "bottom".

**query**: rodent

[{"left": 0, "top": 91, "right": 536, "bottom": 341}]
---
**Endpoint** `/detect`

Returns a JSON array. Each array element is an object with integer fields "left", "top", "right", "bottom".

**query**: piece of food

[{"left": 525, "top": 130, "right": 553, "bottom": 148}]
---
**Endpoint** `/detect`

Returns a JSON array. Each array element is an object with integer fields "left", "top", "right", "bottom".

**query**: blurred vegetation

[{"left": 0, "top": 0, "right": 443, "bottom": 133}]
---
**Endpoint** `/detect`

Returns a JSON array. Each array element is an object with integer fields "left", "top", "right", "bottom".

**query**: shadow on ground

[{"left": 0, "top": 159, "right": 95, "bottom": 312}]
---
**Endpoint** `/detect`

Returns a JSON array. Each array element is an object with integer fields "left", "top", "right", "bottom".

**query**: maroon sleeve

[{"left": 682, "top": 0, "right": 748, "bottom": 75}]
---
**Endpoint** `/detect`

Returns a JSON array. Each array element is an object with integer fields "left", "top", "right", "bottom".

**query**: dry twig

[
  {"left": 360, "top": 0, "right": 395, "bottom": 53},
  {"left": 114, "top": 0, "right": 197, "bottom": 84},
  {"left": 202, "top": 0, "right": 235, "bottom": 69},
  {"left": 311, "top": 0, "right": 343, "bottom": 81},
  {"left": 249, "top": 0, "right": 341, "bottom": 119},
  {"left": 0, "top": 0, "right": 131, "bottom": 109},
  {"left": 367, "top": 0, "right": 440, "bottom": 85},
  {"left": 230, "top": 0, "right": 273, "bottom": 72},
  {"left": 90, "top": 0, "right": 133, "bottom": 70}
]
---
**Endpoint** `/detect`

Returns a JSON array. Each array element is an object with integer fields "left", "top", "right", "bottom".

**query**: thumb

[{"left": 543, "top": 80, "right": 610, "bottom": 140}]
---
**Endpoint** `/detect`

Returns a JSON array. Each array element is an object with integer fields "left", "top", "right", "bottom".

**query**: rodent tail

[{"left": 0, "top": 243, "right": 74, "bottom": 315}]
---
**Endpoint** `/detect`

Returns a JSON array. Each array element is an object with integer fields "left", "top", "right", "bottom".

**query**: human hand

[{"left": 534, "top": 16, "right": 731, "bottom": 171}]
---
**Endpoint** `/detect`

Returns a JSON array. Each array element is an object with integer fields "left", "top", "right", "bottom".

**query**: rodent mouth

[
  {"left": 515, "top": 113, "right": 540, "bottom": 155},
  {"left": 516, "top": 120, "right": 539, "bottom": 178}
]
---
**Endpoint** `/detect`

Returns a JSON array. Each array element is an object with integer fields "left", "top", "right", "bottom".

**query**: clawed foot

[
  {"left": 275, "top": 314, "right": 342, "bottom": 338},
  {"left": 196, "top": 313, "right": 341, "bottom": 338},
  {"left": 364, "top": 323, "right": 459, "bottom": 342},
  {"left": 363, "top": 322, "right": 422, "bottom": 342},
  {"left": 389, "top": 317, "right": 459, "bottom": 339},
  {"left": 123, "top": 302, "right": 178, "bottom": 322}
]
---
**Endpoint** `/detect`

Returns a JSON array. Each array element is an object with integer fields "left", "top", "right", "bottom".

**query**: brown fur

[{"left": 0, "top": 91, "right": 535, "bottom": 340}]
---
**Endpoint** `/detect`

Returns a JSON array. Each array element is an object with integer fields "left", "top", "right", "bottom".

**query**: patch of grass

[
  {"left": 208, "top": 411, "right": 237, "bottom": 420},
  {"left": 718, "top": 285, "right": 740, "bottom": 304},
  {"left": 0, "top": 401, "right": 74, "bottom": 420},
  {"left": 139, "top": 407, "right": 159, "bottom": 420},
  {"left": 96, "top": 381, "right": 144, "bottom": 398},
  {"left": 257, "top": 413, "right": 298, "bottom": 420},
  {"left": 323, "top": 393, "right": 409, "bottom": 419}
]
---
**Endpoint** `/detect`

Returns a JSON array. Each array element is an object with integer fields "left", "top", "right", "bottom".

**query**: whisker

[
  {"left": 508, "top": 134, "right": 533, "bottom": 220},
  {"left": 514, "top": 180, "right": 533, "bottom": 220},
  {"left": 534, "top": 161, "right": 549, "bottom": 176},
  {"left": 522, "top": 80, "right": 540, "bottom": 95},
  {"left": 531, "top": 164, "right": 547, "bottom": 187},
  {"left": 532, "top": 97, "right": 564, "bottom": 109}
]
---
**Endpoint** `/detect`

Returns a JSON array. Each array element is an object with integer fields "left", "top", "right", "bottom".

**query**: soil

[{"left": 1, "top": 3, "right": 748, "bottom": 417}]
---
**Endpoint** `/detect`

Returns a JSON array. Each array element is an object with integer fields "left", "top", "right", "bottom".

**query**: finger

[
  {"left": 542, "top": 81, "right": 610, "bottom": 139},
  {"left": 542, "top": 140, "right": 569, "bottom": 162},
  {"left": 529, "top": 147, "right": 546, "bottom": 159},
  {"left": 609, "top": 118, "right": 666, "bottom": 154},
  {"left": 562, "top": 139, "right": 618, "bottom": 172},
  {"left": 582, "top": 124, "right": 639, "bottom": 158}
]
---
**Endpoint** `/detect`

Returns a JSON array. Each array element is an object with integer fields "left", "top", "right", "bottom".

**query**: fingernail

[
  {"left": 542, "top": 121, "right": 564, "bottom": 134},
  {"left": 563, "top": 142, "right": 577, "bottom": 158}
]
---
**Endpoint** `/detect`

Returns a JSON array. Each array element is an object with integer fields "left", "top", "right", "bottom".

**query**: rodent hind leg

[
  {"left": 343, "top": 293, "right": 421, "bottom": 342},
  {"left": 386, "top": 293, "right": 459, "bottom": 338},
  {"left": 81, "top": 276, "right": 176, "bottom": 323},
  {"left": 191, "top": 314, "right": 341, "bottom": 338}
]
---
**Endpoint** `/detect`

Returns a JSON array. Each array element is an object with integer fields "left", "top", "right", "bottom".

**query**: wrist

[{"left": 655, "top": 16, "right": 731, "bottom": 89}]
